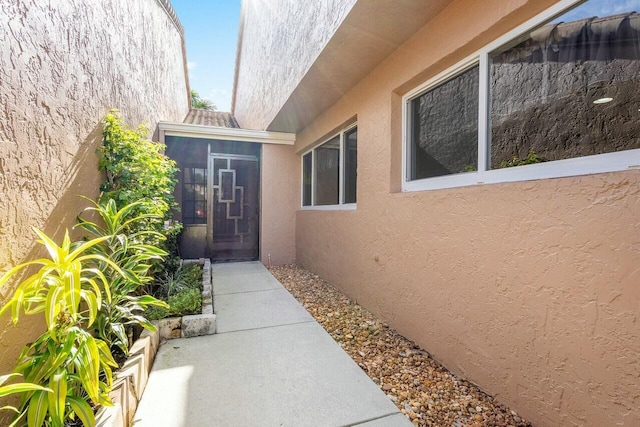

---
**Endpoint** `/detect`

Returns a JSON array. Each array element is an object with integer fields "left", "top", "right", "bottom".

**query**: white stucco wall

[
  {"left": 0, "top": 0, "right": 189, "bottom": 379},
  {"left": 232, "top": 0, "right": 357, "bottom": 130}
]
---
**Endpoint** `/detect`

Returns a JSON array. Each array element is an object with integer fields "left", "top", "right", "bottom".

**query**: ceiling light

[{"left": 593, "top": 97, "right": 613, "bottom": 104}]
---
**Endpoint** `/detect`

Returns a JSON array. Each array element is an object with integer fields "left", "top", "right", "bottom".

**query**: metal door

[{"left": 208, "top": 154, "right": 259, "bottom": 261}]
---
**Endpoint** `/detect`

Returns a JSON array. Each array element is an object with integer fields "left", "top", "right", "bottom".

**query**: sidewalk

[{"left": 133, "top": 261, "right": 411, "bottom": 427}]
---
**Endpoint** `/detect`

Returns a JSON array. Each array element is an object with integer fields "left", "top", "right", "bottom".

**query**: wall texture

[
  {"left": 232, "top": 0, "right": 357, "bottom": 130},
  {"left": 0, "top": 0, "right": 189, "bottom": 377},
  {"left": 260, "top": 143, "right": 298, "bottom": 265},
  {"left": 294, "top": 0, "right": 640, "bottom": 425}
]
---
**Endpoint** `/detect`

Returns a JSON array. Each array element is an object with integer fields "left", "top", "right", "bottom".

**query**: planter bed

[{"left": 96, "top": 258, "right": 215, "bottom": 427}]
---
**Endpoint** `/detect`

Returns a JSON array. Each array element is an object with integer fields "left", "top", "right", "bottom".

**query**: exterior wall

[
  {"left": 294, "top": 0, "right": 640, "bottom": 426},
  {"left": 260, "top": 144, "right": 298, "bottom": 265},
  {"left": 0, "top": 0, "right": 189, "bottom": 378},
  {"left": 232, "top": 0, "right": 356, "bottom": 130}
]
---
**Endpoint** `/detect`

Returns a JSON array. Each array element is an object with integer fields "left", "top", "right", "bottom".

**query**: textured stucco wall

[
  {"left": 294, "top": 0, "right": 640, "bottom": 425},
  {"left": 260, "top": 143, "right": 298, "bottom": 265},
  {"left": 232, "top": 0, "right": 357, "bottom": 130},
  {"left": 0, "top": 0, "right": 189, "bottom": 377}
]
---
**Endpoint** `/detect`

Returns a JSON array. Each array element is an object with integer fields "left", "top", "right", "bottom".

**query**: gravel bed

[{"left": 270, "top": 265, "right": 532, "bottom": 427}]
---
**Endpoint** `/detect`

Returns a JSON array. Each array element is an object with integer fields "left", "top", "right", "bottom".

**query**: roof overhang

[
  {"left": 267, "top": 0, "right": 453, "bottom": 133},
  {"left": 158, "top": 121, "right": 295, "bottom": 145}
]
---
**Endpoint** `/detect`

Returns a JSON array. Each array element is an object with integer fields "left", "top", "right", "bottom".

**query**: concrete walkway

[{"left": 134, "top": 261, "right": 411, "bottom": 427}]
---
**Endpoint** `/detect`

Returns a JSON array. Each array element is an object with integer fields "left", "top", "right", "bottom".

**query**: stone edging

[
  {"left": 157, "top": 258, "right": 216, "bottom": 339},
  {"left": 95, "top": 328, "right": 160, "bottom": 426},
  {"left": 95, "top": 259, "right": 215, "bottom": 426}
]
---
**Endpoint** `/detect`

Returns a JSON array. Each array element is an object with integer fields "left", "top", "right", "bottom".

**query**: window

[
  {"left": 302, "top": 152, "right": 312, "bottom": 206},
  {"left": 315, "top": 135, "right": 340, "bottom": 205},
  {"left": 182, "top": 167, "right": 207, "bottom": 224},
  {"left": 302, "top": 125, "right": 357, "bottom": 208},
  {"left": 409, "top": 65, "right": 479, "bottom": 179},
  {"left": 404, "top": 0, "right": 640, "bottom": 191},
  {"left": 344, "top": 127, "right": 358, "bottom": 204}
]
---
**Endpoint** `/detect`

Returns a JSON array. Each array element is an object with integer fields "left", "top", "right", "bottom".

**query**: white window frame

[
  {"left": 301, "top": 123, "right": 357, "bottom": 210},
  {"left": 402, "top": 0, "right": 640, "bottom": 193}
]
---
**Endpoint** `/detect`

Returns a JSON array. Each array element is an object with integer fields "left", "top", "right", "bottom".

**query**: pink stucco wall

[
  {"left": 260, "top": 143, "right": 298, "bottom": 265},
  {"left": 294, "top": 0, "right": 640, "bottom": 425}
]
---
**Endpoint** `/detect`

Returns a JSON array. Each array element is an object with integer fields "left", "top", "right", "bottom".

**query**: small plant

[
  {"left": 499, "top": 150, "right": 546, "bottom": 168},
  {"left": 77, "top": 199, "right": 169, "bottom": 356},
  {"left": 147, "top": 264, "right": 202, "bottom": 321},
  {"left": 155, "top": 263, "right": 202, "bottom": 299},
  {"left": 0, "top": 229, "right": 119, "bottom": 426}
]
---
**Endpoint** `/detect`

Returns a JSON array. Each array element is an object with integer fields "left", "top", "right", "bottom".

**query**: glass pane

[
  {"left": 490, "top": 0, "right": 640, "bottom": 169},
  {"left": 183, "top": 201, "right": 194, "bottom": 221},
  {"left": 314, "top": 136, "right": 340, "bottom": 205},
  {"left": 183, "top": 184, "right": 195, "bottom": 200},
  {"left": 410, "top": 65, "right": 479, "bottom": 180},
  {"left": 302, "top": 153, "right": 312, "bottom": 206},
  {"left": 343, "top": 127, "right": 357, "bottom": 204},
  {"left": 194, "top": 168, "right": 206, "bottom": 184},
  {"left": 194, "top": 184, "right": 206, "bottom": 201},
  {"left": 195, "top": 202, "right": 206, "bottom": 222},
  {"left": 183, "top": 168, "right": 193, "bottom": 184}
]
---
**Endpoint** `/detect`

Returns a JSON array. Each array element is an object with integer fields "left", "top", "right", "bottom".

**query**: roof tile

[{"left": 183, "top": 109, "right": 240, "bottom": 128}]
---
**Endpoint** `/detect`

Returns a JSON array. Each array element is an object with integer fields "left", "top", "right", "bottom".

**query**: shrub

[
  {"left": 98, "top": 110, "right": 180, "bottom": 249},
  {"left": 76, "top": 199, "right": 169, "bottom": 356},
  {"left": 0, "top": 229, "right": 119, "bottom": 426}
]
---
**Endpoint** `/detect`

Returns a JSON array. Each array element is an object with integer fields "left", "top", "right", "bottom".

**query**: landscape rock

[{"left": 270, "top": 265, "right": 532, "bottom": 427}]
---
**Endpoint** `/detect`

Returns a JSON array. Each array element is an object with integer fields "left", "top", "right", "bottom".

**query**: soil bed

[{"left": 270, "top": 265, "right": 532, "bottom": 427}]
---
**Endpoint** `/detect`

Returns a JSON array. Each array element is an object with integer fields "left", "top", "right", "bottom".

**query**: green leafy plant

[
  {"left": 190, "top": 90, "right": 216, "bottom": 111},
  {"left": 98, "top": 110, "right": 182, "bottom": 287},
  {"left": 0, "top": 229, "right": 119, "bottom": 426},
  {"left": 0, "top": 374, "right": 50, "bottom": 415},
  {"left": 147, "top": 264, "right": 202, "bottom": 321},
  {"left": 99, "top": 110, "right": 179, "bottom": 247},
  {"left": 500, "top": 150, "right": 546, "bottom": 168},
  {"left": 77, "top": 199, "right": 169, "bottom": 356},
  {"left": 155, "top": 263, "right": 202, "bottom": 299},
  {"left": 146, "top": 288, "right": 202, "bottom": 321}
]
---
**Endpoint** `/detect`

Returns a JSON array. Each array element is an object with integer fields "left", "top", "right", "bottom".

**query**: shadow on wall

[{"left": 0, "top": 124, "right": 104, "bottom": 403}]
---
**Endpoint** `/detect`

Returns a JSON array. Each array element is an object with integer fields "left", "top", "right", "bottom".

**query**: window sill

[
  {"left": 402, "top": 149, "right": 640, "bottom": 192},
  {"left": 300, "top": 204, "right": 357, "bottom": 211}
]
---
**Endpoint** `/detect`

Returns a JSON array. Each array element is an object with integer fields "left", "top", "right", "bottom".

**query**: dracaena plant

[
  {"left": 76, "top": 198, "right": 168, "bottom": 355},
  {"left": 0, "top": 374, "right": 50, "bottom": 414},
  {"left": 0, "top": 229, "right": 119, "bottom": 427}
]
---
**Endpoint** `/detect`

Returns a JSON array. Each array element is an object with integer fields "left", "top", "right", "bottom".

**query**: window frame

[
  {"left": 402, "top": 0, "right": 640, "bottom": 193},
  {"left": 301, "top": 123, "right": 358, "bottom": 210}
]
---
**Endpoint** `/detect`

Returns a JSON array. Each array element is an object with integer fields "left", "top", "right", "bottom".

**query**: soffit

[{"left": 267, "top": 0, "right": 453, "bottom": 133}]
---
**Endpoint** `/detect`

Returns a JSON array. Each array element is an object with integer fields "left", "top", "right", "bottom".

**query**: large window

[
  {"left": 404, "top": 0, "right": 640, "bottom": 191},
  {"left": 302, "top": 125, "right": 357, "bottom": 208}
]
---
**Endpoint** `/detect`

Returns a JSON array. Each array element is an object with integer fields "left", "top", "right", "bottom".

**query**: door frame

[
  {"left": 159, "top": 123, "right": 295, "bottom": 262},
  {"left": 207, "top": 151, "right": 260, "bottom": 261}
]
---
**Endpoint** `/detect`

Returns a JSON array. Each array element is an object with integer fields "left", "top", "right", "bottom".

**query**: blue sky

[
  {"left": 171, "top": 0, "right": 241, "bottom": 112},
  {"left": 553, "top": 0, "right": 640, "bottom": 22}
]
